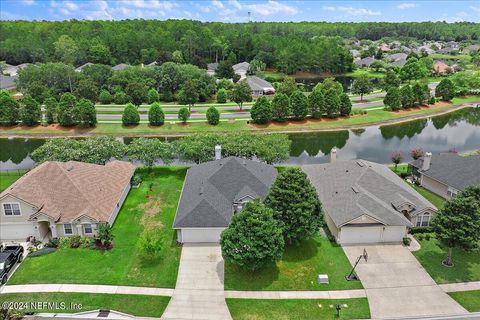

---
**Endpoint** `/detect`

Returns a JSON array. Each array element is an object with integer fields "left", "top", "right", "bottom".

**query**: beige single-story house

[
  {"left": 0, "top": 160, "right": 135, "bottom": 242},
  {"left": 173, "top": 148, "right": 277, "bottom": 243},
  {"left": 410, "top": 152, "right": 480, "bottom": 199},
  {"left": 303, "top": 153, "right": 437, "bottom": 245}
]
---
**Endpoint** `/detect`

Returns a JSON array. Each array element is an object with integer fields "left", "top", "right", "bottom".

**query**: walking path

[
  {"left": 343, "top": 244, "right": 467, "bottom": 320},
  {"left": 161, "top": 243, "right": 232, "bottom": 320},
  {"left": 440, "top": 281, "right": 480, "bottom": 293},
  {"left": 225, "top": 289, "right": 366, "bottom": 299}
]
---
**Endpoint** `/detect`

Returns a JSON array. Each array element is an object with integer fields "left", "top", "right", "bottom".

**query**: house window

[
  {"left": 3, "top": 203, "right": 21, "bottom": 216},
  {"left": 416, "top": 214, "right": 431, "bottom": 227},
  {"left": 83, "top": 224, "right": 93, "bottom": 234},
  {"left": 64, "top": 223, "right": 73, "bottom": 235},
  {"left": 447, "top": 187, "right": 459, "bottom": 198}
]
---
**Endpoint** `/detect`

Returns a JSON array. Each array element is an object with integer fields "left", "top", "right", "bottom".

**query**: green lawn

[
  {"left": 226, "top": 298, "right": 370, "bottom": 320},
  {"left": 448, "top": 290, "right": 480, "bottom": 312},
  {"left": 413, "top": 238, "right": 480, "bottom": 284},
  {"left": 224, "top": 235, "right": 362, "bottom": 291},
  {"left": 0, "top": 293, "right": 170, "bottom": 317},
  {"left": 9, "top": 167, "right": 186, "bottom": 287},
  {"left": 344, "top": 69, "right": 386, "bottom": 78},
  {"left": 0, "top": 171, "right": 26, "bottom": 192}
]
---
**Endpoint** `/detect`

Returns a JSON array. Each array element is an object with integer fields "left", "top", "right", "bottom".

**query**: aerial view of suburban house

[
  {"left": 246, "top": 75, "right": 275, "bottom": 96},
  {"left": 354, "top": 56, "right": 375, "bottom": 68},
  {"left": 173, "top": 152, "right": 277, "bottom": 243},
  {"left": 74, "top": 62, "right": 93, "bottom": 72},
  {"left": 410, "top": 152, "right": 480, "bottom": 199},
  {"left": 111, "top": 63, "right": 130, "bottom": 71},
  {"left": 303, "top": 155, "right": 437, "bottom": 245},
  {"left": 0, "top": 75, "right": 17, "bottom": 92},
  {"left": 0, "top": 160, "right": 135, "bottom": 242}
]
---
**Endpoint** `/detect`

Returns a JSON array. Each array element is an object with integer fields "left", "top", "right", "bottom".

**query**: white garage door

[
  {"left": 0, "top": 223, "right": 35, "bottom": 241},
  {"left": 339, "top": 226, "right": 406, "bottom": 245},
  {"left": 180, "top": 228, "right": 225, "bottom": 243}
]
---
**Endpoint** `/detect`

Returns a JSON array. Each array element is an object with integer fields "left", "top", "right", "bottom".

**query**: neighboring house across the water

[
  {"left": 303, "top": 153, "right": 437, "bottom": 245},
  {"left": 354, "top": 57, "right": 375, "bottom": 68},
  {"left": 433, "top": 61, "right": 451, "bottom": 75},
  {"left": 75, "top": 62, "right": 93, "bottom": 72},
  {"left": 233, "top": 62, "right": 250, "bottom": 79},
  {"left": 207, "top": 62, "right": 218, "bottom": 76},
  {"left": 4, "top": 63, "right": 30, "bottom": 77},
  {"left": 0, "top": 75, "right": 17, "bottom": 91},
  {"left": 246, "top": 76, "right": 275, "bottom": 96},
  {"left": 112, "top": 63, "right": 130, "bottom": 71},
  {"left": 173, "top": 149, "right": 277, "bottom": 243},
  {"left": 387, "top": 53, "right": 408, "bottom": 62},
  {"left": 0, "top": 161, "right": 135, "bottom": 242},
  {"left": 410, "top": 152, "right": 480, "bottom": 199}
]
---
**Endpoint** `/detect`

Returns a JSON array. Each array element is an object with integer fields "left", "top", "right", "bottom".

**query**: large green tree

[
  {"left": 271, "top": 93, "right": 291, "bottom": 122},
  {"left": 436, "top": 78, "right": 455, "bottom": 101},
  {"left": 265, "top": 167, "right": 323, "bottom": 244},
  {"left": 177, "top": 80, "right": 199, "bottom": 111},
  {"left": 57, "top": 92, "right": 77, "bottom": 126},
  {"left": 290, "top": 90, "right": 309, "bottom": 120},
  {"left": 400, "top": 57, "right": 428, "bottom": 81},
  {"left": 75, "top": 78, "right": 99, "bottom": 102},
  {"left": 339, "top": 93, "right": 352, "bottom": 116},
  {"left": 277, "top": 77, "right": 298, "bottom": 96},
  {"left": 215, "top": 61, "right": 235, "bottom": 79},
  {"left": 126, "top": 82, "right": 148, "bottom": 106},
  {"left": 127, "top": 137, "right": 174, "bottom": 168},
  {"left": 44, "top": 96, "right": 58, "bottom": 124},
  {"left": 324, "top": 88, "right": 341, "bottom": 118},
  {"left": 384, "top": 87, "right": 402, "bottom": 111},
  {"left": 220, "top": 200, "right": 284, "bottom": 271},
  {"left": 250, "top": 96, "right": 272, "bottom": 124},
  {"left": 351, "top": 74, "right": 373, "bottom": 101},
  {"left": 74, "top": 98, "right": 97, "bottom": 127},
  {"left": 229, "top": 80, "right": 252, "bottom": 111},
  {"left": 20, "top": 96, "right": 41, "bottom": 126},
  {"left": 0, "top": 91, "right": 20, "bottom": 125},
  {"left": 308, "top": 88, "right": 325, "bottom": 119},
  {"left": 433, "top": 189, "right": 480, "bottom": 266},
  {"left": 400, "top": 85, "right": 415, "bottom": 108},
  {"left": 148, "top": 102, "right": 165, "bottom": 126}
]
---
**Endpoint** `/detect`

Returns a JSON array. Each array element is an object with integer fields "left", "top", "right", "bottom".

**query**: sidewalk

[
  {"left": 225, "top": 289, "right": 366, "bottom": 299},
  {"left": 0, "top": 284, "right": 174, "bottom": 297},
  {"left": 440, "top": 281, "right": 480, "bottom": 293}
]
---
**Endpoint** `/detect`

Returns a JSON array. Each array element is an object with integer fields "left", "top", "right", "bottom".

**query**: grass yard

[
  {"left": 448, "top": 290, "right": 480, "bottom": 312},
  {"left": 226, "top": 298, "right": 371, "bottom": 320},
  {"left": 413, "top": 238, "right": 480, "bottom": 284},
  {"left": 9, "top": 167, "right": 186, "bottom": 287},
  {"left": 0, "top": 293, "right": 170, "bottom": 317},
  {"left": 224, "top": 235, "right": 362, "bottom": 291},
  {"left": 0, "top": 171, "right": 26, "bottom": 192}
]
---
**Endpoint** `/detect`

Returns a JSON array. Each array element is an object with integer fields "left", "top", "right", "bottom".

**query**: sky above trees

[{"left": 0, "top": 0, "right": 479, "bottom": 23}]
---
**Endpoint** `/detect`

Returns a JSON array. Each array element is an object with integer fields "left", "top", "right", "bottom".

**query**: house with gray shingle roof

[
  {"left": 354, "top": 56, "right": 375, "bottom": 68},
  {"left": 173, "top": 154, "right": 277, "bottom": 243},
  {"left": 410, "top": 152, "right": 480, "bottom": 199},
  {"left": 246, "top": 76, "right": 275, "bottom": 96},
  {"left": 0, "top": 75, "right": 17, "bottom": 91},
  {"left": 112, "top": 63, "right": 130, "bottom": 71},
  {"left": 303, "top": 157, "right": 436, "bottom": 245},
  {"left": 75, "top": 62, "right": 93, "bottom": 72}
]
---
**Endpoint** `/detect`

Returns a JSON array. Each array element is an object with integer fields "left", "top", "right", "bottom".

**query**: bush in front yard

[
  {"left": 403, "top": 237, "right": 411, "bottom": 246},
  {"left": 29, "top": 247, "right": 57, "bottom": 257},
  {"left": 70, "top": 235, "right": 82, "bottom": 248},
  {"left": 80, "top": 237, "right": 94, "bottom": 248},
  {"left": 45, "top": 237, "right": 59, "bottom": 248},
  {"left": 95, "top": 223, "right": 114, "bottom": 249},
  {"left": 410, "top": 226, "right": 433, "bottom": 234},
  {"left": 139, "top": 230, "right": 163, "bottom": 257},
  {"left": 59, "top": 237, "right": 72, "bottom": 249}
]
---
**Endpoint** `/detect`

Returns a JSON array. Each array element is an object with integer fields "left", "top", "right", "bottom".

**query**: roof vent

[
  {"left": 356, "top": 160, "right": 364, "bottom": 167},
  {"left": 66, "top": 165, "right": 74, "bottom": 171},
  {"left": 97, "top": 310, "right": 110, "bottom": 317},
  {"left": 352, "top": 186, "right": 359, "bottom": 193}
]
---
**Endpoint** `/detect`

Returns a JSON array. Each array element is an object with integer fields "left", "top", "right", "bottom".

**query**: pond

[{"left": 1, "top": 107, "right": 479, "bottom": 171}]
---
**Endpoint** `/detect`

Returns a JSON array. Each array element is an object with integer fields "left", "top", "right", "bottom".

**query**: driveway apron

[
  {"left": 342, "top": 244, "right": 467, "bottom": 319},
  {"left": 162, "top": 243, "right": 232, "bottom": 320}
]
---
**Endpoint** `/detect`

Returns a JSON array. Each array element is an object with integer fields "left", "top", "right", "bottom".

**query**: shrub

[
  {"left": 417, "top": 234, "right": 425, "bottom": 241},
  {"left": 425, "top": 233, "right": 432, "bottom": 241},
  {"left": 99, "top": 90, "right": 113, "bottom": 104},
  {"left": 206, "top": 106, "right": 220, "bottom": 125},
  {"left": 148, "top": 102, "right": 165, "bottom": 126},
  {"left": 250, "top": 96, "right": 272, "bottom": 124},
  {"left": 95, "top": 223, "right": 114, "bottom": 248},
  {"left": 132, "top": 174, "right": 142, "bottom": 186},
  {"left": 216, "top": 88, "right": 228, "bottom": 103},
  {"left": 80, "top": 237, "right": 94, "bottom": 248},
  {"left": 139, "top": 230, "right": 163, "bottom": 257},
  {"left": 28, "top": 247, "right": 57, "bottom": 257},
  {"left": 70, "top": 235, "right": 82, "bottom": 248},
  {"left": 403, "top": 237, "right": 411, "bottom": 246},
  {"left": 410, "top": 226, "right": 433, "bottom": 234},
  {"left": 428, "top": 96, "right": 436, "bottom": 104},
  {"left": 147, "top": 88, "right": 160, "bottom": 103},
  {"left": 45, "top": 237, "right": 59, "bottom": 248},
  {"left": 58, "top": 237, "right": 72, "bottom": 249},
  {"left": 178, "top": 107, "right": 190, "bottom": 123},
  {"left": 114, "top": 91, "right": 129, "bottom": 104},
  {"left": 122, "top": 103, "right": 140, "bottom": 126}
]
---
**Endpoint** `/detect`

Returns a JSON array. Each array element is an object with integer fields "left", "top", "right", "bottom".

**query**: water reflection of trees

[
  {"left": 289, "top": 130, "right": 349, "bottom": 157},
  {"left": 432, "top": 108, "right": 480, "bottom": 130},
  {"left": 380, "top": 119, "right": 428, "bottom": 140},
  {"left": 0, "top": 139, "right": 45, "bottom": 164}
]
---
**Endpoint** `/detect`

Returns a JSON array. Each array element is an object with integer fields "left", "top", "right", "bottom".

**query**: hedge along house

[
  {"left": 173, "top": 146, "right": 277, "bottom": 243},
  {"left": 0, "top": 161, "right": 135, "bottom": 242},
  {"left": 303, "top": 150, "right": 437, "bottom": 245}
]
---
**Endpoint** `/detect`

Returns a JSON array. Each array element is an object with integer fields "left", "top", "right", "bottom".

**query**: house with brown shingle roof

[{"left": 0, "top": 160, "right": 135, "bottom": 241}]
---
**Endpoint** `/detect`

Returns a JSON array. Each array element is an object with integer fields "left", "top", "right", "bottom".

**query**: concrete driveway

[
  {"left": 162, "top": 243, "right": 232, "bottom": 320},
  {"left": 342, "top": 244, "right": 467, "bottom": 319}
]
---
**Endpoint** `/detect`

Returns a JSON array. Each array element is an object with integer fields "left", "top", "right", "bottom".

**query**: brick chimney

[
  {"left": 422, "top": 152, "right": 432, "bottom": 171},
  {"left": 331, "top": 148, "right": 337, "bottom": 163},
  {"left": 215, "top": 145, "right": 222, "bottom": 160}
]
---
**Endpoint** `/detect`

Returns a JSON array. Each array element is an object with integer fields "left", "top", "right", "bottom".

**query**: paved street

[
  {"left": 161, "top": 243, "right": 232, "bottom": 320},
  {"left": 342, "top": 244, "right": 467, "bottom": 319}
]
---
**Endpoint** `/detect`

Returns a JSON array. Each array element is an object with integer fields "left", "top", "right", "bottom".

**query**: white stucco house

[
  {"left": 173, "top": 147, "right": 277, "bottom": 243},
  {"left": 0, "top": 160, "right": 135, "bottom": 242},
  {"left": 302, "top": 151, "right": 437, "bottom": 245}
]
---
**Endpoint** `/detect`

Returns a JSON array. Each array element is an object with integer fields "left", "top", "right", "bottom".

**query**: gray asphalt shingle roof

[
  {"left": 0, "top": 75, "right": 17, "bottom": 90},
  {"left": 173, "top": 157, "right": 277, "bottom": 228},
  {"left": 246, "top": 76, "right": 274, "bottom": 91},
  {"left": 411, "top": 153, "right": 480, "bottom": 191},
  {"left": 303, "top": 160, "right": 436, "bottom": 228}
]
